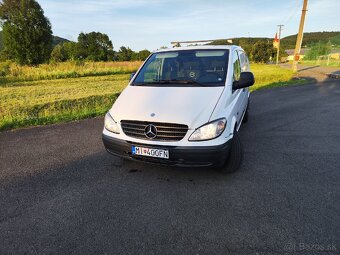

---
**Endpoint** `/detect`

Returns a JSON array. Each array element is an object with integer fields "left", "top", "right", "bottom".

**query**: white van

[{"left": 102, "top": 45, "right": 254, "bottom": 173}]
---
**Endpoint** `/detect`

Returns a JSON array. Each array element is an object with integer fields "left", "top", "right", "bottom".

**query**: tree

[
  {"left": 77, "top": 32, "right": 113, "bottom": 61},
  {"left": 51, "top": 44, "right": 67, "bottom": 62},
  {"left": 304, "top": 41, "right": 332, "bottom": 60},
  {"left": 118, "top": 46, "right": 134, "bottom": 61},
  {"left": 62, "top": 41, "right": 79, "bottom": 61},
  {"left": 132, "top": 49, "right": 151, "bottom": 61},
  {"left": 238, "top": 39, "right": 253, "bottom": 60},
  {"left": 137, "top": 50, "right": 151, "bottom": 60},
  {"left": 0, "top": 0, "right": 53, "bottom": 65},
  {"left": 251, "top": 41, "right": 275, "bottom": 63}
]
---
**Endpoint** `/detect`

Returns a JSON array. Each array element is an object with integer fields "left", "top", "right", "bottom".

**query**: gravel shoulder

[{"left": 280, "top": 63, "right": 340, "bottom": 82}]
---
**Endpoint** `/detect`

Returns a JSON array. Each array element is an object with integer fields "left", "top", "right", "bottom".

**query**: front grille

[{"left": 121, "top": 120, "right": 188, "bottom": 141}]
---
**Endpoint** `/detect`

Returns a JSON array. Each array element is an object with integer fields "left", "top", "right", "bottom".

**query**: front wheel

[{"left": 218, "top": 130, "right": 243, "bottom": 174}]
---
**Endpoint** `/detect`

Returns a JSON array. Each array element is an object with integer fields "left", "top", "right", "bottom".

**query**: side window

[
  {"left": 143, "top": 58, "right": 162, "bottom": 82},
  {"left": 239, "top": 51, "right": 250, "bottom": 72},
  {"left": 233, "top": 50, "right": 241, "bottom": 81},
  {"left": 245, "top": 55, "right": 250, "bottom": 70}
]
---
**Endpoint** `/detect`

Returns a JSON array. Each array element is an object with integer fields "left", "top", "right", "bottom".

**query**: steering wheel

[{"left": 186, "top": 70, "right": 200, "bottom": 80}]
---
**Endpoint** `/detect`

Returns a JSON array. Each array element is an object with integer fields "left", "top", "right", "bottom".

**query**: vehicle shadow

[{"left": 0, "top": 149, "right": 245, "bottom": 218}]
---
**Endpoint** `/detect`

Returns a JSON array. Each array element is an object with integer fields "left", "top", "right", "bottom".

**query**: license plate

[{"left": 132, "top": 146, "right": 169, "bottom": 159}]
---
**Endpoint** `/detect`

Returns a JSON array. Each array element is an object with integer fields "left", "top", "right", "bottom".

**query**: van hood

[{"left": 110, "top": 86, "right": 224, "bottom": 129}]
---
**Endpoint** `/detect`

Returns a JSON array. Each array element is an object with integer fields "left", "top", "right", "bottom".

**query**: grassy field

[
  {"left": 250, "top": 64, "right": 297, "bottom": 91},
  {"left": 0, "top": 61, "right": 142, "bottom": 83},
  {"left": 0, "top": 62, "right": 298, "bottom": 131}
]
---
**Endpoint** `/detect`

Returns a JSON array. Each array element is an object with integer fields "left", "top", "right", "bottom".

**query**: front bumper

[{"left": 102, "top": 134, "right": 231, "bottom": 167}]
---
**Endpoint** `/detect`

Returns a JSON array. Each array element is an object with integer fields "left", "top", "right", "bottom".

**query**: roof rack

[{"left": 171, "top": 39, "right": 233, "bottom": 47}]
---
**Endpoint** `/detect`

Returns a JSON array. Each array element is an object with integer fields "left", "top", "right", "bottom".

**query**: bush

[
  {"left": 0, "top": 60, "right": 11, "bottom": 76},
  {"left": 304, "top": 41, "right": 332, "bottom": 60},
  {"left": 251, "top": 41, "right": 275, "bottom": 63},
  {"left": 51, "top": 44, "right": 67, "bottom": 62}
]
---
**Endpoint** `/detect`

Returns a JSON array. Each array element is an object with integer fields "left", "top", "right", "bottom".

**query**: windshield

[{"left": 132, "top": 49, "right": 229, "bottom": 87}]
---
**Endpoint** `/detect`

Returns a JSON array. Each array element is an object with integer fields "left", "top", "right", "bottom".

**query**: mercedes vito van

[{"left": 102, "top": 45, "right": 254, "bottom": 173}]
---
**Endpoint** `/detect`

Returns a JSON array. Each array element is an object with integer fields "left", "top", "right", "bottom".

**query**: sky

[{"left": 39, "top": 0, "right": 340, "bottom": 51}]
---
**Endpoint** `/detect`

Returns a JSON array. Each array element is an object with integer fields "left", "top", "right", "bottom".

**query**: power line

[
  {"left": 283, "top": 0, "right": 302, "bottom": 26},
  {"left": 281, "top": 0, "right": 301, "bottom": 25}
]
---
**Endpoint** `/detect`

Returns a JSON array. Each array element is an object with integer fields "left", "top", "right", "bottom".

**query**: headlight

[
  {"left": 104, "top": 113, "right": 120, "bottom": 134},
  {"left": 189, "top": 118, "right": 226, "bottom": 141}
]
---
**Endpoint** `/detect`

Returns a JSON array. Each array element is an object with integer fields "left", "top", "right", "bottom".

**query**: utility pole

[
  {"left": 292, "top": 0, "right": 308, "bottom": 72},
  {"left": 276, "top": 25, "right": 284, "bottom": 65}
]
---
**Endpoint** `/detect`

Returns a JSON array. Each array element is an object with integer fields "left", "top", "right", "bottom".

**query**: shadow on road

[
  {"left": 0, "top": 149, "right": 237, "bottom": 220},
  {"left": 281, "top": 63, "right": 340, "bottom": 83},
  {"left": 297, "top": 65, "right": 321, "bottom": 72}
]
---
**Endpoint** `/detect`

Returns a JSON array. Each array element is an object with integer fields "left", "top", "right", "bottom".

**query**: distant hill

[
  {"left": 281, "top": 31, "right": 340, "bottom": 48},
  {"left": 52, "top": 35, "right": 70, "bottom": 46},
  {"left": 210, "top": 37, "right": 270, "bottom": 46},
  {"left": 210, "top": 31, "right": 340, "bottom": 49},
  {"left": 0, "top": 31, "right": 69, "bottom": 50}
]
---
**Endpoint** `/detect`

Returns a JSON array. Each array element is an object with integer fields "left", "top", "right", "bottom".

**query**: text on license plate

[{"left": 132, "top": 146, "right": 169, "bottom": 159}]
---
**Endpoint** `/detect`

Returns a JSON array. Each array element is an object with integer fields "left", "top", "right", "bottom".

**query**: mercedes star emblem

[{"left": 145, "top": 124, "right": 157, "bottom": 139}]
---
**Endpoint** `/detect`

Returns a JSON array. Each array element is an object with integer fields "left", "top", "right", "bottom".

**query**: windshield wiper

[
  {"left": 154, "top": 79, "right": 209, "bottom": 87},
  {"left": 132, "top": 80, "right": 176, "bottom": 86},
  {"left": 132, "top": 81, "right": 160, "bottom": 86},
  {"left": 177, "top": 79, "right": 209, "bottom": 87},
  {"left": 133, "top": 79, "right": 209, "bottom": 87}
]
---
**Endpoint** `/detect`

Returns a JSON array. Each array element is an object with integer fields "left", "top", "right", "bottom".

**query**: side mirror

[
  {"left": 233, "top": 72, "right": 255, "bottom": 90},
  {"left": 129, "top": 72, "right": 136, "bottom": 81}
]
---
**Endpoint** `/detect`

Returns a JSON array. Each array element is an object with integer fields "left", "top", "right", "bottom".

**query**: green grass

[
  {"left": 0, "top": 62, "right": 300, "bottom": 131},
  {"left": 0, "top": 61, "right": 142, "bottom": 84},
  {"left": 0, "top": 75, "right": 128, "bottom": 130},
  {"left": 251, "top": 64, "right": 297, "bottom": 91}
]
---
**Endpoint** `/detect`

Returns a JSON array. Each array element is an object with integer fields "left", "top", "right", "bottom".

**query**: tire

[{"left": 218, "top": 130, "right": 243, "bottom": 174}]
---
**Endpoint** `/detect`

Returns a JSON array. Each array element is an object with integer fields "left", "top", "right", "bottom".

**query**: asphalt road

[{"left": 1, "top": 81, "right": 340, "bottom": 254}]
